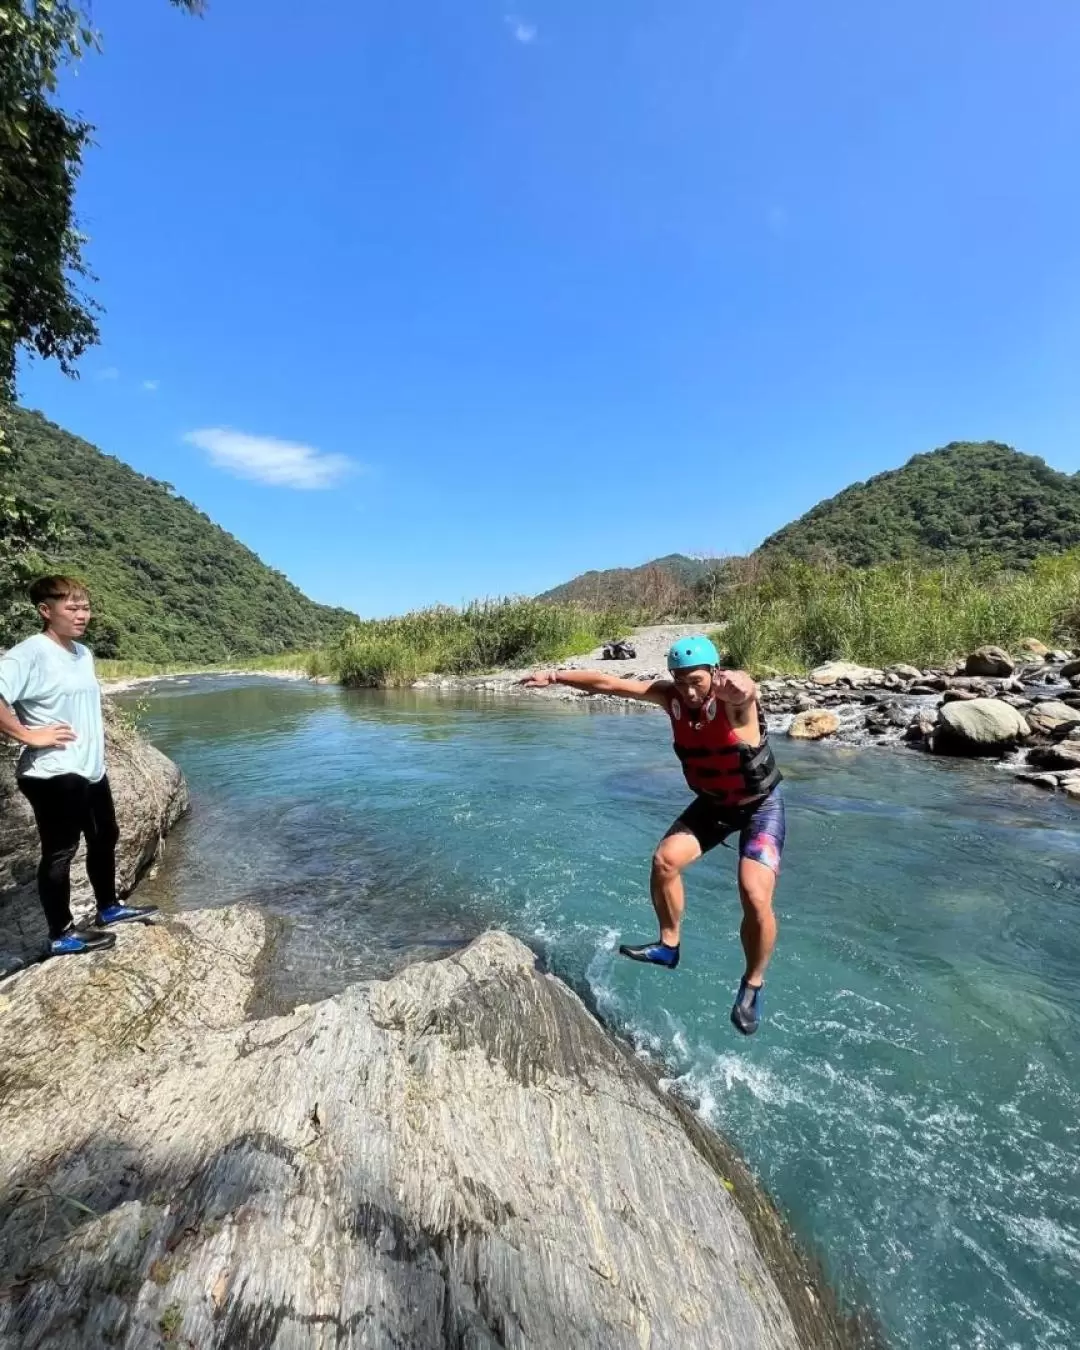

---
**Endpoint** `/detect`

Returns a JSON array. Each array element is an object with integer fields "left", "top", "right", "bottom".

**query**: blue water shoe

[
  {"left": 618, "top": 939, "right": 680, "bottom": 969},
  {"left": 96, "top": 903, "right": 159, "bottom": 926},
  {"left": 50, "top": 926, "right": 117, "bottom": 957},
  {"left": 731, "top": 977, "right": 764, "bottom": 1035}
]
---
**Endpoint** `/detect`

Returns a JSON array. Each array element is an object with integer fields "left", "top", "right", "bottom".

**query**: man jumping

[{"left": 521, "top": 635, "right": 784, "bottom": 1034}]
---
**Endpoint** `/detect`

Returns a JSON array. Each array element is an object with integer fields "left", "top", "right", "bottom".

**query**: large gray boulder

[
  {"left": 0, "top": 909, "right": 861, "bottom": 1350},
  {"left": 934, "top": 698, "right": 1030, "bottom": 755},
  {"left": 0, "top": 703, "right": 188, "bottom": 969}
]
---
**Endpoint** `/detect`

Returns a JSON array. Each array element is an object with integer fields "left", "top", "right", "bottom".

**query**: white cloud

[
  {"left": 95, "top": 366, "right": 120, "bottom": 381},
  {"left": 505, "top": 14, "right": 538, "bottom": 44},
  {"left": 183, "top": 428, "right": 352, "bottom": 491},
  {"left": 141, "top": 379, "right": 160, "bottom": 392}
]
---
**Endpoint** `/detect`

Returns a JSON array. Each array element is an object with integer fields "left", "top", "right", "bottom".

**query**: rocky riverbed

[{"left": 429, "top": 632, "right": 1080, "bottom": 803}]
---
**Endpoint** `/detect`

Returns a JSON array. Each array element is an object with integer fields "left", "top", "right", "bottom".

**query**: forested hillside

[
  {"left": 6, "top": 408, "right": 355, "bottom": 662},
  {"left": 757, "top": 441, "right": 1080, "bottom": 568},
  {"left": 537, "top": 553, "right": 709, "bottom": 608}
]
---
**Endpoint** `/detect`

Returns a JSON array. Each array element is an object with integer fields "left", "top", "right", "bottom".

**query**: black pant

[{"left": 17, "top": 774, "right": 120, "bottom": 938}]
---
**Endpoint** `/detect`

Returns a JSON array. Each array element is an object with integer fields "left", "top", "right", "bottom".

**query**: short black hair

[{"left": 29, "top": 575, "right": 90, "bottom": 607}]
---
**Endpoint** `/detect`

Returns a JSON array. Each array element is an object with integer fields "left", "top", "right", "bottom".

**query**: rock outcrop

[
  {"left": 0, "top": 704, "right": 188, "bottom": 971},
  {"left": 0, "top": 910, "right": 864, "bottom": 1350}
]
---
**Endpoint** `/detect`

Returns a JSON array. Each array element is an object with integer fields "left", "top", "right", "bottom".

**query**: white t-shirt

[{"left": 0, "top": 633, "right": 105, "bottom": 782}]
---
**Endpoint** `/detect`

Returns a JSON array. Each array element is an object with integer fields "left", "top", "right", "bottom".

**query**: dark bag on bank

[{"left": 602, "top": 640, "right": 637, "bottom": 660}]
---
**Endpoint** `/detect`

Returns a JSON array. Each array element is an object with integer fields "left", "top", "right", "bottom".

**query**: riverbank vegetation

[
  {"left": 319, "top": 599, "right": 632, "bottom": 687},
  {"left": 317, "top": 553, "right": 1080, "bottom": 686},
  {"left": 97, "top": 651, "right": 314, "bottom": 681},
  {"left": 713, "top": 553, "right": 1080, "bottom": 673}
]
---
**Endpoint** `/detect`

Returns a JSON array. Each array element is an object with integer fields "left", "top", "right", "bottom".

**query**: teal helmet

[{"left": 666, "top": 635, "right": 720, "bottom": 671}]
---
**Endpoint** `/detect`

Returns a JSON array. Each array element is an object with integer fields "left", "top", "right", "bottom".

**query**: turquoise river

[{"left": 121, "top": 676, "right": 1080, "bottom": 1350}]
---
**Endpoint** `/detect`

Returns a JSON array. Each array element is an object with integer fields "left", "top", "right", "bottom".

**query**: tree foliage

[
  {"left": 0, "top": 1, "right": 203, "bottom": 398},
  {"left": 4, "top": 407, "right": 355, "bottom": 661},
  {"left": 0, "top": 2, "right": 203, "bottom": 636},
  {"left": 757, "top": 442, "right": 1080, "bottom": 569}
]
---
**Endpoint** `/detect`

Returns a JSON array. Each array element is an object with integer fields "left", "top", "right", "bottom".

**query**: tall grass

[
  {"left": 323, "top": 599, "right": 635, "bottom": 687},
  {"left": 711, "top": 554, "right": 1080, "bottom": 674},
  {"left": 96, "top": 651, "right": 314, "bottom": 680}
]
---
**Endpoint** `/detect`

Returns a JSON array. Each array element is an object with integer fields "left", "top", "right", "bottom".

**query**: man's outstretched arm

[{"left": 520, "top": 670, "right": 671, "bottom": 705}]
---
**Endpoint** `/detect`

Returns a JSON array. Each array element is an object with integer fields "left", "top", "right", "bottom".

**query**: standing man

[
  {"left": 521, "top": 636, "right": 784, "bottom": 1035},
  {"left": 0, "top": 575, "right": 157, "bottom": 957}
]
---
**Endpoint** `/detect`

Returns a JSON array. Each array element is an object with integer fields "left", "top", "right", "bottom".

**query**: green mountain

[
  {"left": 537, "top": 553, "right": 712, "bottom": 608},
  {"left": 7, "top": 407, "right": 356, "bottom": 662},
  {"left": 757, "top": 441, "right": 1080, "bottom": 568}
]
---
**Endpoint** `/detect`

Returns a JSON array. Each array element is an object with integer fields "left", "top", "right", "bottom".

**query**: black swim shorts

[{"left": 667, "top": 786, "right": 786, "bottom": 873}]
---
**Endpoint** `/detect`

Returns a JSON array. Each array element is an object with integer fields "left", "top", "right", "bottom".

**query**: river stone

[
  {"left": 904, "top": 711, "right": 937, "bottom": 743},
  {"left": 942, "top": 689, "right": 978, "bottom": 703},
  {"left": 910, "top": 676, "right": 948, "bottom": 693},
  {"left": 885, "top": 663, "right": 923, "bottom": 682},
  {"left": 964, "top": 646, "right": 1015, "bottom": 678},
  {"left": 1026, "top": 701, "right": 1080, "bottom": 737},
  {"left": 788, "top": 709, "right": 841, "bottom": 740},
  {"left": 1017, "top": 663, "right": 1049, "bottom": 683},
  {"left": 934, "top": 699, "right": 1030, "bottom": 755},
  {"left": 0, "top": 704, "right": 188, "bottom": 971},
  {"left": 1061, "top": 658, "right": 1080, "bottom": 679},
  {"left": 1016, "top": 771, "right": 1061, "bottom": 791},
  {"left": 808, "top": 661, "right": 884, "bottom": 688},
  {"left": 1019, "top": 639, "right": 1051, "bottom": 658},
  {"left": 1049, "top": 650, "right": 1071, "bottom": 664},
  {"left": 0, "top": 910, "right": 857, "bottom": 1350},
  {"left": 1027, "top": 743, "right": 1080, "bottom": 771}
]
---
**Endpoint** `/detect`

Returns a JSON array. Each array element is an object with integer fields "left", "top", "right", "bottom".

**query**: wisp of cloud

[
  {"left": 505, "top": 14, "right": 537, "bottom": 44},
  {"left": 184, "top": 428, "right": 351, "bottom": 490}
]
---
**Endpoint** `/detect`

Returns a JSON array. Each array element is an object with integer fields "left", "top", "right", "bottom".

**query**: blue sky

[{"left": 18, "top": 0, "right": 1080, "bottom": 616}]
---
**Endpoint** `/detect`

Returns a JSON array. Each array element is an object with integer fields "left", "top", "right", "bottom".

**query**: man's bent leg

[
  {"left": 731, "top": 788, "right": 785, "bottom": 1034},
  {"left": 650, "top": 829, "right": 703, "bottom": 947},
  {"left": 737, "top": 857, "right": 778, "bottom": 986},
  {"left": 619, "top": 821, "right": 704, "bottom": 968}
]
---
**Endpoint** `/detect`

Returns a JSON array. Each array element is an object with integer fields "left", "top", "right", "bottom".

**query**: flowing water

[{"left": 123, "top": 675, "right": 1080, "bottom": 1350}]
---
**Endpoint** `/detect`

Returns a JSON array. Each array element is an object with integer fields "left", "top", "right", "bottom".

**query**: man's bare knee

[
  {"left": 738, "top": 867, "right": 776, "bottom": 914},
  {"left": 652, "top": 843, "right": 685, "bottom": 882}
]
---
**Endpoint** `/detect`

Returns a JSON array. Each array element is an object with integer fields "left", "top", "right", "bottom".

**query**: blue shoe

[
  {"left": 49, "top": 926, "right": 117, "bottom": 957},
  {"left": 731, "top": 977, "right": 764, "bottom": 1035},
  {"left": 618, "top": 939, "right": 680, "bottom": 969},
  {"left": 96, "top": 903, "right": 159, "bottom": 926}
]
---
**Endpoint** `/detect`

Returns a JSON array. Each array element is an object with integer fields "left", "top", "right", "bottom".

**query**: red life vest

[{"left": 667, "top": 691, "right": 781, "bottom": 806}]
